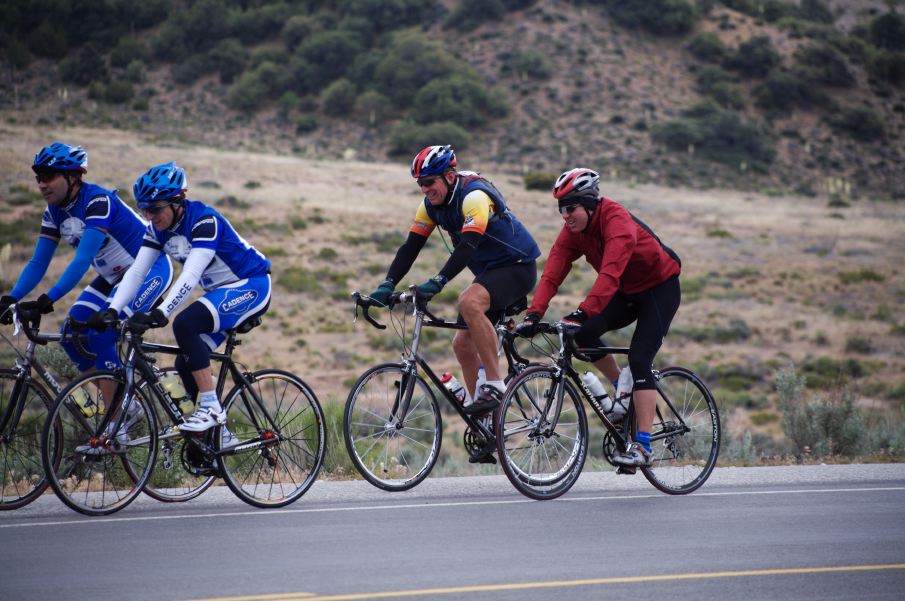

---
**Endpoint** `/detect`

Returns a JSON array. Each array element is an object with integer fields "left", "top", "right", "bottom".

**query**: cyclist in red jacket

[{"left": 516, "top": 168, "right": 681, "bottom": 468}]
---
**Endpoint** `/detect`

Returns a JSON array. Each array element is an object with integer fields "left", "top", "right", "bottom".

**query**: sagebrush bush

[
  {"left": 794, "top": 42, "right": 854, "bottom": 87},
  {"left": 387, "top": 120, "right": 471, "bottom": 155},
  {"left": 523, "top": 171, "right": 556, "bottom": 191},
  {"left": 688, "top": 31, "right": 726, "bottom": 62},
  {"left": 724, "top": 36, "right": 780, "bottom": 78}
]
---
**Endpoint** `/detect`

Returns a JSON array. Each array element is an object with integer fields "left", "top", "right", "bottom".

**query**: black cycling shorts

[
  {"left": 457, "top": 261, "right": 537, "bottom": 325},
  {"left": 575, "top": 275, "right": 681, "bottom": 391}
]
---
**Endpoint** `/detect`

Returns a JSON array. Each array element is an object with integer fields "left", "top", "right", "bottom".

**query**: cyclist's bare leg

[
  {"left": 456, "top": 283, "right": 502, "bottom": 382},
  {"left": 452, "top": 330, "right": 480, "bottom": 398},
  {"left": 591, "top": 355, "right": 620, "bottom": 384},
  {"left": 191, "top": 366, "right": 215, "bottom": 394},
  {"left": 633, "top": 388, "right": 655, "bottom": 435}
]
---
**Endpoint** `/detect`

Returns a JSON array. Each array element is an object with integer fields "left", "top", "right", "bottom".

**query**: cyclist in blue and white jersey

[
  {"left": 0, "top": 142, "right": 173, "bottom": 381},
  {"left": 94, "top": 162, "right": 271, "bottom": 432}
]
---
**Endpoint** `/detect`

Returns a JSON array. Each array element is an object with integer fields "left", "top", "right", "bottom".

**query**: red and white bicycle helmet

[
  {"left": 411, "top": 145, "right": 457, "bottom": 180},
  {"left": 552, "top": 168, "right": 600, "bottom": 201}
]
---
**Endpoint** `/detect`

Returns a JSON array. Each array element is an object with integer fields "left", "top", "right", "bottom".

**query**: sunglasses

[
  {"left": 34, "top": 172, "right": 62, "bottom": 184},
  {"left": 417, "top": 176, "right": 440, "bottom": 188},
  {"left": 141, "top": 203, "right": 173, "bottom": 216},
  {"left": 559, "top": 204, "right": 581, "bottom": 215}
]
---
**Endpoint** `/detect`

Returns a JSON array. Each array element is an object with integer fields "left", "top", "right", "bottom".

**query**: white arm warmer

[
  {"left": 109, "top": 246, "right": 161, "bottom": 313},
  {"left": 158, "top": 247, "right": 215, "bottom": 317}
]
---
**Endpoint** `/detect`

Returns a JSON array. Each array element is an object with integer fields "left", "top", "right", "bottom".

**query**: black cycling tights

[
  {"left": 574, "top": 276, "right": 681, "bottom": 391},
  {"left": 172, "top": 301, "right": 216, "bottom": 401}
]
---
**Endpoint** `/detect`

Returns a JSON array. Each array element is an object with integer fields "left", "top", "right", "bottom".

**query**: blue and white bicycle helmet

[
  {"left": 133, "top": 162, "right": 188, "bottom": 207},
  {"left": 32, "top": 142, "right": 88, "bottom": 174},
  {"left": 411, "top": 145, "right": 457, "bottom": 180}
]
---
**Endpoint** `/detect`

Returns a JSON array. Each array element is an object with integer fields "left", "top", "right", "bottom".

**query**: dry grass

[{"left": 1, "top": 124, "right": 903, "bottom": 463}]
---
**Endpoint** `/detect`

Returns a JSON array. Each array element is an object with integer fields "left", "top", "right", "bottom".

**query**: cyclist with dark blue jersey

[
  {"left": 0, "top": 143, "right": 173, "bottom": 383},
  {"left": 95, "top": 162, "right": 271, "bottom": 432},
  {"left": 368, "top": 145, "right": 541, "bottom": 415}
]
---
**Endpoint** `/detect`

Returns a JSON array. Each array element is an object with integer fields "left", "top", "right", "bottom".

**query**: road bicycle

[
  {"left": 40, "top": 316, "right": 326, "bottom": 515},
  {"left": 344, "top": 290, "right": 535, "bottom": 491},
  {"left": 495, "top": 321, "right": 721, "bottom": 500},
  {"left": 0, "top": 309, "right": 92, "bottom": 510}
]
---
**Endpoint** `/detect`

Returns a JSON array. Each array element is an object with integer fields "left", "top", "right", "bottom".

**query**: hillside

[
  {"left": 1, "top": 0, "right": 904, "bottom": 199},
  {"left": 1, "top": 124, "right": 903, "bottom": 467}
]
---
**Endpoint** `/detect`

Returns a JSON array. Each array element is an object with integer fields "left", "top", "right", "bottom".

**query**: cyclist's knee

[
  {"left": 457, "top": 285, "right": 490, "bottom": 318},
  {"left": 627, "top": 352, "right": 656, "bottom": 390}
]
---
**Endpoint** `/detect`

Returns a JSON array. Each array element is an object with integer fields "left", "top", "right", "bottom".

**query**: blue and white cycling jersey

[
  {"left": 142, "top": 199, "right": 270, "bottom": 289},
  {"left": 41, "top": 182, "right": 147, "bottom": 283}
]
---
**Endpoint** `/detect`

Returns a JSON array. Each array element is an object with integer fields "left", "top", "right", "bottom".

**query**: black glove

[
  {"left": 560, "top": 308, "right": 587, "bottom": 329},
  {"left": 0, "top": 295, "right": 16, "bottom": 325},
  {"left": 369, "top": 279, "right": 395, "bottom": 307},
  {"left": 514, "top": 311, "right": 542, "bottom": 337},
  {"left": 87, "top": 308, "right": 119, "bottom": 331},
  {"left": 17, "top": 293, "right": 54, "bottom": 319},
  {"left": 128, "top": 308, "right": 168, "bottom": 329},
  {"left": 414, "top": 275, "right": 446, "bottom": 300}
]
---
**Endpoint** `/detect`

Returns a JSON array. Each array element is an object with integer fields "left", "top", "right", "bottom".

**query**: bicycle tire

[
  {"left": 41, "top": 371, "right": 158, "bottom": 516},
  {"left": 638, "top": 367, "right": 721, "bottom": 495},
  {"left": 0, "top": 369, "right": 59, "bottom": 510},
  {"left": 219, "top": 369, "right": 325, "bottom": 508},
  {"left": 137, "top": 367, "right": 216, "bottom": 503},
  {"left": 344, "top": 363, "right": 441, "bottom": 491},
  {"left": 496, "top": 366, "right": 588, "bottom": 501}
]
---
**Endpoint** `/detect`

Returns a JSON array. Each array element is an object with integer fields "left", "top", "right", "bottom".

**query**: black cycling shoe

[
  {"left": 616, "top": 465, "right": 637, "bottom": 475},
  {"left": 463, "top": 384, "right": 503, "bottom": 415},
  {"left": 468, "top": 451, "right": 497, "bottom": 464}
]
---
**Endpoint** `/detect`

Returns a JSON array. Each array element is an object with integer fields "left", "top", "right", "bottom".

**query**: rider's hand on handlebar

[
  {"left": 560, "top": 308, "right": 587, "bottom": 331},
  {"left": 368, "top": 279, "right": 395, "bottom": 308},
  {"left": 87, "top": 308, "right": 119, "bottom": 331},
  {"left": 0, "top": 295, "right": 17, "bottom": 325},
  {"left": 414, "top": 274, "right": 446, "bottom": 301},
  {"left": 128, "top": 308, "right": 169, "bottom": 329},
  {"left": 514, "top": 311, "right": 542, "bottom": 337},
  {"left": 16, "top": 293, "right": 54, "bottom": 320}
]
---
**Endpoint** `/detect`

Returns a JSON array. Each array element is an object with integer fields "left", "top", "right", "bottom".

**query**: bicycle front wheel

[
  {"left": 138, "top": 368, "right": 216, "bottom": 503},
  {"left": 344, "top": 363, "right": 441, "bottom": 491},
  {"left": 640, "top": 367, "right": 721, "bottom": 494},
  {"left": 219, "top": 369, "right": 325, "bottom": 508},
  {"left": 496, "top": 366, "right": 588, "bottom": 501},
  {"left": 0, "top": 369, "right": 57, "bottom": 510},
  {"left": 41, "top": 372, "right": 158, "bottom": 516}
]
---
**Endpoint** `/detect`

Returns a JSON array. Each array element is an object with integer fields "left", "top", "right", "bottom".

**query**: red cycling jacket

[{"left": 528, "top": 197, "right": 681, "bottom": 318}]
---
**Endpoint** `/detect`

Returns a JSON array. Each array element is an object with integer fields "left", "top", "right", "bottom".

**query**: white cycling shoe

[{"left": 179, "top": 407, "right": 226, "bottom": 432}]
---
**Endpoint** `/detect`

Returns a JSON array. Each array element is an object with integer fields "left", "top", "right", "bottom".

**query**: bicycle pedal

[
  {"left": 468, "top": 452, "right": 497, "bottom": 465},
  {"left": 616, "top": 466, "right": 637, "bottom": 475}
]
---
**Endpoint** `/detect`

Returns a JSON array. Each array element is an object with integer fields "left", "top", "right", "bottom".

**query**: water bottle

[
  {"left": 581, "top": 371, "right": 613, "bottom": 411},
  {"left": 468, "top": 365, "right": 487, "bottom": 408},
  {"left": 611, "top": 367, "right": 632, "bottom": 422},
  {"left": 161, "top": 371, "right": 195, "bottom": 415},
  {"left": 440, "top": 372, "right": 467, "bottom": 405},
  {"left": 70, "top": 388, "right": 99, "bottom": 417}
]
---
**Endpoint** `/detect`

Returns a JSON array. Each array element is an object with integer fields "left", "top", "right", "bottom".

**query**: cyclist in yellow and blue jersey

[{"left": 369, "top": 145, "right": 540, "bottom": 416}]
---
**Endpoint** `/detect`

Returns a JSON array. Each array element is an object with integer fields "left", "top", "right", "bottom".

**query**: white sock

[
  {"left": 198, "top": 390, "right": 222, "bottom": 413},
  {"left": 486, "top": 380, "right": 505, "bottom": 392}
]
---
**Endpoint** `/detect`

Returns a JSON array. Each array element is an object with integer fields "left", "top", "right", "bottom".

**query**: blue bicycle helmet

[
  {"left": 411, "top": 145, "right": 457, "bottom": 180},
  {"left": 32, "top": 142, "right": 88, "bottom": 174},
  {"left": 133, "top": 162, "right": 188, "bottom": 207}
]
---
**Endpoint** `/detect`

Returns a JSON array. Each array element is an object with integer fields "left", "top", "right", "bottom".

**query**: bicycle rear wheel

[
  {"left": 0, "top": 369, "right": 58, "bottom": 510},
  {"left": 496, "top": 366, "right": 588, "bottom": 500},
  {"left": 639, "top": 367, "right": 720, "bottom": 494},
  {"left": 344, "top": 363, "right": 441, "bottom": 491},
  {"left": 138, "top": 368, "right": 216, "bottom": 503},
  {"left": 219, "top": 369, "right": 325, "bottom": 508},
  {"left": 41, "top": 372, "right": 158, "bottom": 516}
]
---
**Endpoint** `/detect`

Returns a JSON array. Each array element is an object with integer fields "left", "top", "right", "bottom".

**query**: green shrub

[
  {"left": 794, "top": 42, "right": 854, "bottom": 87},
  {"left": 754, "top": 71, "right": 828, "bottom": 114},
  {"left": 696, "top": 66, "right": 744, "bottom": 108},
  {"left": 869, "top": 12, "right": 905, "bottom": 51},
  {"left": 282, "top": 15, "right": 317, "bottom": 50},
  {"left": 523, "top": 171, "right": 556, "bottom": 191},
  {"left": 412, "top": 75, "right": 508, "bottom": 127},
  {"left": 60, "top": 43, "right": 108, "bottom": 86},
  {"left": 830, "top": 106, "right": 885, "bottom": 142},
  {"left": 724, "top": 36, "right": 780, "bottom": 78},
  {"left": 3, "top": 37, "right": 31, "bottom": 70},
  {"left": 126, "top": 60, "right": 146, "bottom": 83},
  {"left": 354, "top": 90, "right": 393, "bottom": 126},
  {"left": 208, "top": 38, "right": 248, "bottom": 85},
  {"left": 387, "top": 120, "right": 471, "bottom": 154},
  {"left": 104, "top": 80, "right": 135, "bottom": 104},
  {"left": 446, "top": 0, "right": 505, "bottom": 30},
  {"left": 320, "top": 78, "right": 357, "bottom": 116},
  {"left": 296, "top": 115, "right": 318, "bottom": 135},
  {"left": 838, "top": 269, "right": 884, "bottom": 284},
  {"left": 278, "top": 266, "right": 325, "bottom": 296},
  {"left": 110, "top": 37, "right": 146, "bottom": 69},
  {"left": 800, "top": 356, "right": 865, "bottom": 388},
  {"left": 298, "top": 29, "right": 364, "bottom": 87},
  {"left": 374, "top": 30, "right": 462, "bottom": 106},
  {"left": 230, "top": 2, "right": 292, "bottom": 45},
  {"left": 500, "top": 50, "right": 553, "bottom": 79},
  {"left": 688, "top": 31, "right": 726, "bottom": 62},
  {"left": 603, "top": 0, "right": 698, "bottom": 35},
  {"left": 867, "top": 50, "right": 905, "bottom": 87}
]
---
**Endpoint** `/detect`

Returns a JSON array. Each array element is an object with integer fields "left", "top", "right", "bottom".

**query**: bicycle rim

[
  {"left": 497, "top": 366, "right": 588, "bottom": 500},
  {"left": 138, "top": 369, "right": 215, "bottom": 503},
  {"left": 344, "top": 363, "right": 441, "bottom": 491},
  {"left": 42, "top": 372, "right": 158, "bottom": 516},
  {"left": 640, "top": 367, "right": 720, "bottom": 494},
  {"left": 0, "top": 370, "right": 57, "bottom": 510},
  {"left": 220, "top": 370, "right": 325, "bottom": 508}
]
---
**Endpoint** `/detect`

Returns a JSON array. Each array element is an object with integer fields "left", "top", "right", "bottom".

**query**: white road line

[{"left": 2, "top": 486, "right": 903, "bottom": 530}]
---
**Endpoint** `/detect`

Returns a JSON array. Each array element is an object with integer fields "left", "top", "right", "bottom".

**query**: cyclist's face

[
  {"left": 418, "top": 171, "right": 452, "bottom": 206},
  {"left": 142, "top": 202, "right": 177, "bottom": 230},
  {"left": 561, "top": 203, "right": 588, "bottom": 233},
  {"left": 35, "top": 171, "right": 74, "bottom": 206}
]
